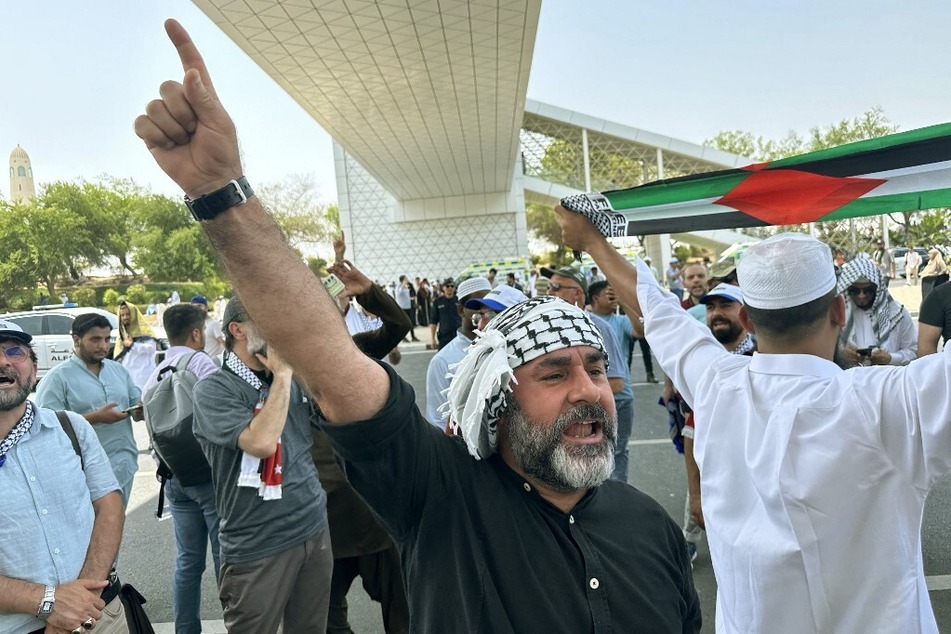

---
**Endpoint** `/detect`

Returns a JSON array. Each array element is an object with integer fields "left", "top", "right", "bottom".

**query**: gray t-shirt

[{"left": 193, "top": 368, "right": 326, "bottom": 564}]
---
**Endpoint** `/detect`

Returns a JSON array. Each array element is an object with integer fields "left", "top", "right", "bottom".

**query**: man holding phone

[
  {"left": 836, "top": 257, "right": 917, "bottom": 368},
  {"left": 37, "top": 313, "right": 143, "bottom": 506}
]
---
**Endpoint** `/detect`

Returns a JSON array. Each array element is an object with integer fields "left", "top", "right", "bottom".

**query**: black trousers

[{"left": 327, "top": 545, "right": 410, "bottom": 634}]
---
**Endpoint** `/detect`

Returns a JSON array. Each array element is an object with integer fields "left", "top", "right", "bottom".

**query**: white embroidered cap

[
  {"left": 737, "top": 233, "right": 836, "bottom": 310},
  {"left": 456, "top": 276, "right": 493, "bottom": 300}
]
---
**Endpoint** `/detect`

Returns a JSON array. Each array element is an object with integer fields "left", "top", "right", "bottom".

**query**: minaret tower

[{"left": 9, "top": 145, "right": 36, "bottom": 203}]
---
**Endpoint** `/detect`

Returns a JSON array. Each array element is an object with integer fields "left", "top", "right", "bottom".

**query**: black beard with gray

[
  {"left": 710, "top": 318, "right": 744, "bottom": 345},
  {"left": 505, "top": 400, "right": 617, "bottom": 493},
  {"left": 0, "top": 367, "right": 32, "bottom": 412}
]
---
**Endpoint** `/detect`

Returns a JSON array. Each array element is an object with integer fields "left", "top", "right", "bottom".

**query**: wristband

[{"left": 185, "top": 177, "right": 254, "bottom": 221}]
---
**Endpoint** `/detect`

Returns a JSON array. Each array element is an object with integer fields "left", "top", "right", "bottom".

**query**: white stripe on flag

[
  {"left": 859, "top": 160, "right": 951, "bottom": 198},
  {"left": 620, "top": 198, "right": 727, "bottom": 219}
]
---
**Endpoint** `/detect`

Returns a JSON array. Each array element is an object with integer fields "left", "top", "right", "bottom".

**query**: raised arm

[
  {"left": 554, "top": 205, "right": 642, "bottom": 319},
  {"left": 134, "top": 20, "right": 387, "bottom": 423}
]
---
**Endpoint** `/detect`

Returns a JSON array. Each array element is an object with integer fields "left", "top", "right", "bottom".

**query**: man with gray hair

[
  {"left": 557, "top": 204, "right": 951, "bottom": 633},
  {"left": 134, "top": 21, "right": 699, "bottom": 631}
]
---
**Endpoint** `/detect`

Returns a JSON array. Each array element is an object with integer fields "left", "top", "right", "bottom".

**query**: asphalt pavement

[{"left": 117, "top": 328, "right": 951, "bottom": 632}]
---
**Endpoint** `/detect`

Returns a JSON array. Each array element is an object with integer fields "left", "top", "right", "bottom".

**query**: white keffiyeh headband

[{"left": 444, "top": 296, "right": 607, "bottom": 459}]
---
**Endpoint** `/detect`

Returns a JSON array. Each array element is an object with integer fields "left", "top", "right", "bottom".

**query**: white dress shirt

[{"left": 637, "top": 259, "right": 951, "bottom": 633}]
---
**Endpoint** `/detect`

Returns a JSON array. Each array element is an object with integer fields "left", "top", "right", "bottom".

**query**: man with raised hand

[
  {"left": 556, "top": 204, "right": 951, "bottom": 633},
  {"left": 136, "top": 20, "right": 699, "bottom": 632}
]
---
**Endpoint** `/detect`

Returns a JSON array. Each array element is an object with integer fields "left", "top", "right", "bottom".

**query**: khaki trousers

[{"left": 219, "top": 527, "right": 333, "bottom": 634}]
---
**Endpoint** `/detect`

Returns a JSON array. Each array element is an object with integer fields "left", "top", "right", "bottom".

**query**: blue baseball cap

[{"left": 465, "top": 285, "right": 528, "bottom": 312}]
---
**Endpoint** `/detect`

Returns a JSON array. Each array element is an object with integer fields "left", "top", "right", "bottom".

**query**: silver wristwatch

[{"left": 37, "top": 584, "right": 55, "bottom": 618}]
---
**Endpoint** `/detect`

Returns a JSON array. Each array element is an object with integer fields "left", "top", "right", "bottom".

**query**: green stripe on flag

[
  {"left": 604, "top": 173, "right": 748, "bottom": 210},
  {"left": 820, "top": 188, "right": 951, "bottom": 221},
  {"left": 769, "top": 121, "right": 951, "bottom": 169}
]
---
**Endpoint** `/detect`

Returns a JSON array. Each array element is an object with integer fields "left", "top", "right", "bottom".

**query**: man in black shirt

[
  {"left": 429, "top": 278, "right": 461, "bottom": 351},
  {"left": 135, "top": 21, "right": 700, "bottom": 632},
  {"left": 918, "top": 281, "right": 951, "bottom": 356}
]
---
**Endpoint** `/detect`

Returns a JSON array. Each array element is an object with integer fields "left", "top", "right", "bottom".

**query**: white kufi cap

[{"left": 737, "top": 233, "right": 835, "bottom": 310}]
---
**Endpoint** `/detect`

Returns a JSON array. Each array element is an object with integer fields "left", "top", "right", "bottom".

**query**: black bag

[
  {"left": 143, "top": 351, "right": 212, "bottom": 487},
  {"left": 55, "top": 416, "right": 156, "bottom": 634}
]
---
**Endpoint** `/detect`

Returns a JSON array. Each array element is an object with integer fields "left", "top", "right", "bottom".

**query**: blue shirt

[
  {"left": 425, "top": 331, "right": 472, "bottom": 427},
  {"left": 36, "top": 355, "right": 141, "bottom": 502},
  {"left": 599, "top": 312, "right": 636, "bottom": 400},
  {"left": 0, "top": 408, "right": 119, "bottom": 634},
  {"left": 587, "top": 311, "right": 633, "bottom": 402}
]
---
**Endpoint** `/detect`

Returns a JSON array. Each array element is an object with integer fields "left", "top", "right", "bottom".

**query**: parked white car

[{"left": 1, "top": 307, "right": 118, "bottom": 380}]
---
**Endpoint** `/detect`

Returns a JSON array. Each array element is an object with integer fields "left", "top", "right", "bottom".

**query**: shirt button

[
  {"left": 41, "top": 509, "right": 48, "bottom": 515},
  {"left": 523, "top": 483, "right": 531, "bottom": 492},
  {"left": 569, "top": 515, "right": 575, "bottom": 524},
  {"left": 29, "top": 476, "right": 36, "bottom": 481},
  {"left": 53, "top": 548, "right": 60, "bottom": 554},
  {"left": 589, "top": 578, "right": 600, "bottom": 589}
]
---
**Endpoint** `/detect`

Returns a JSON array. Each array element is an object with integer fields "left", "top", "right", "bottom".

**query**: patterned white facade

[{"left": 335, "top": 141, "right": 528, "bottom": 284}]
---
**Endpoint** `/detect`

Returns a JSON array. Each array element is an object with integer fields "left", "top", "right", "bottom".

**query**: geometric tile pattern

[
  {"left": 193, "top": 0, "right": 541, "bottom": 200},
  {"left": 336, "top": 142, "right": 527, "bottom": 284}
]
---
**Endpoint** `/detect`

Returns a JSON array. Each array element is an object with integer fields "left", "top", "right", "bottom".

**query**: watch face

[{"left": 40, "top": 599, "right": 54, "bottom": 615}]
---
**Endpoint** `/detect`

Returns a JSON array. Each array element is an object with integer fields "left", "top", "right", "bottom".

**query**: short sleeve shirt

[
  {"left": 193, "top": 368, "right": 327, "bottom": 564},
  {"left": 919, "top": 281, "right": 951, "bottom": 344},
  {"left": 35, "top": 355, "right": 141, "bottom": 492}
]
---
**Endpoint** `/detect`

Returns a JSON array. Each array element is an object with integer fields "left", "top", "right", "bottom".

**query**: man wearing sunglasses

[
  {"left": 424, "top": 276, "right": 493, "bottom": 428},
  {"left": 429, "top": 278, "right": 461, "bottom": 351},
  {"left": 0, "top": 320, "right": 124, "bottom": 634},
  {"left": 836, "top": 257, "right": 917, "bottom": 368}
]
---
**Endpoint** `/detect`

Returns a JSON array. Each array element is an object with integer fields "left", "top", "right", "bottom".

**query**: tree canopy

[{"left": 0, "top": 175, "right": 336, "bottom": 309}]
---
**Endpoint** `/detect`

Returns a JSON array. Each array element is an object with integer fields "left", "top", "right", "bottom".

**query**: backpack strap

[
  {"left": 157, "top": 350, "right": 203, "bottom": 382},
  {"left": 151, "top": 350, "right": 203, "bottom": 520},
  {"left": 55, "top": 410, "right": 84, "bottom": 470}
]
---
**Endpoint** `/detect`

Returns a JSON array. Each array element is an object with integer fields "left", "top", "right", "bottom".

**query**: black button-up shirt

[{"left": 322, "top": 362, "right": 701, "bottom": 633}]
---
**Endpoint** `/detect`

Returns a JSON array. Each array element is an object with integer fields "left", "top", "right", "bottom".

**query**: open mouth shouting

[{"left": 563, "top": 420, "right": 603, "bottom": 443}]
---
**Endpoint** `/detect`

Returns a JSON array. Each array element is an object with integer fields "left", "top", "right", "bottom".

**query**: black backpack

[{"left": 143, "top": 352, "right": 212, "bottom": 515}]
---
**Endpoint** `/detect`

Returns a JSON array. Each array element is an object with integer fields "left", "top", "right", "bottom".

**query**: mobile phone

[
  {"left": 121, "top": 405, "right": 141, "bottom": 414},
  {"left": 323, "top": 273, "right": 345, "bottom": 297},
  {"left": 856, "top": 346, "right": 874, "bottom": 356}
]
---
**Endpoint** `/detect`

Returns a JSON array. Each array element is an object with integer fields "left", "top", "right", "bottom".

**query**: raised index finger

[{"left": 164, "top": 18, "right": 219, "bottom": 101}]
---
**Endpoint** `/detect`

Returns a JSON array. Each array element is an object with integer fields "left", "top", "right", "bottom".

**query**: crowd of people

[{"left": 7, "top": 17, "right": 951, "bottom": 634}]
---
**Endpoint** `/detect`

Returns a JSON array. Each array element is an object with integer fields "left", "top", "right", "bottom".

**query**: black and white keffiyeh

[
  {"left": 444, "top": 296, "right": 607, "bottom": 459},
  {"left": 225, "top": 352, "right": 282, "bottom": 500},
  {"left": 0, "top": 401, "right": 35, "bottom": 468},
  {"left": 559, "top": 192, "right": 628, "bottom": 239},
  {"left": 836, "top": 256, "right": 905, "bottom": 348}
]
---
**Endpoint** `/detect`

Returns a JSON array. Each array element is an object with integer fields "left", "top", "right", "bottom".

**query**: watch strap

[
  {"left": 185, "top": 176, "right": 254, "bottom": 221},
  {"left": 37, "top": 584, "right": 55, "bottom": 618}
]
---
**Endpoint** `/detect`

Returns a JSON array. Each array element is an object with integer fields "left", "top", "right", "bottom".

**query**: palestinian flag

[{"left": 560, "top": 122, "right": 951, "bottom": 236}]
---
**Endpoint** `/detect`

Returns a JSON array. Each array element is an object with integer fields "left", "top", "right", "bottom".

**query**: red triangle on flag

[{"left": 715, "top": 169, "right": 887, "bottom": 225}]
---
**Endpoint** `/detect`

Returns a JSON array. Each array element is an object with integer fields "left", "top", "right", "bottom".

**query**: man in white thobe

[
  {"left": 835, "top": 256, "right": 917, "bottom": 369},
  {"left": 557, "top": 212, "right": 951, "bottom": 634}
]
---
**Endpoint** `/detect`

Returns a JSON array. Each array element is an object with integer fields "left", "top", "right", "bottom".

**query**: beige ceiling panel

[{"left": 194, "top": 0, "right": 540, "bottom": 200}]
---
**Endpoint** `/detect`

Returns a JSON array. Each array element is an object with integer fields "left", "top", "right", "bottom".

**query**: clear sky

[{"left": 4, "top": 1, "right": 949, "bottom": 202}]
